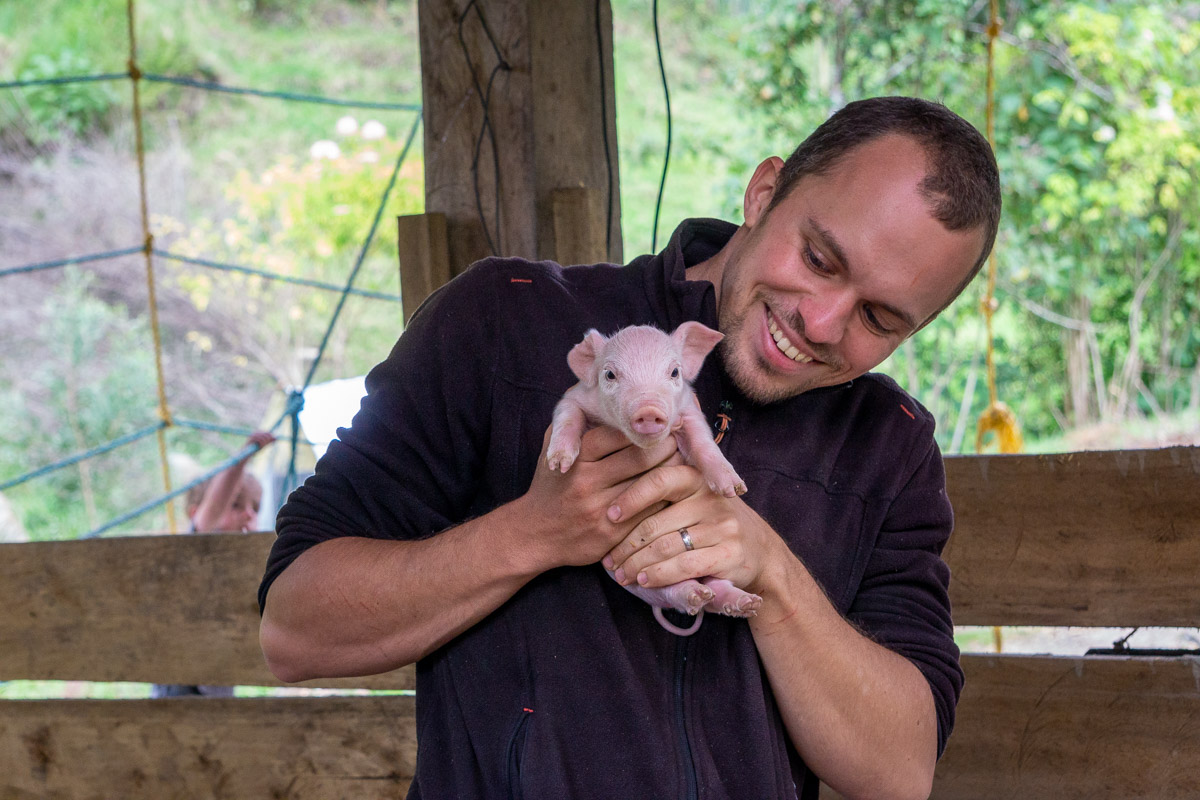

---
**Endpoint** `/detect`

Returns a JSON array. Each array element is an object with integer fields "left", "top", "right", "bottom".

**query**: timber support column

[{"left": 412, "top": 0, "right": 622, "bottom": 280}]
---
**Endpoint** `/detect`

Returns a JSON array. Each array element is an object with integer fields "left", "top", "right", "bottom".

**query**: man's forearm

[
  {"left": 749, "top": 546, "right": 938, "bottom": 800},
  {"left": 260, "top": 497, "right": 547, "bottom": 682}
]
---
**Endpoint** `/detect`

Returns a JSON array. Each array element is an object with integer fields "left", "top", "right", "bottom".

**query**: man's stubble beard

[{"left": 716, "top": 292, "right": 824, "bottom": 406}]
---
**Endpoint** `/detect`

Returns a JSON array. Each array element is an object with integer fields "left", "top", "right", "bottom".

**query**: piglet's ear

[
  {"left": 673, "top": 321, "right": 724, "bottom": 381},
  {"left": 567, "top": 329, "right": 608, "bottom": 386}
]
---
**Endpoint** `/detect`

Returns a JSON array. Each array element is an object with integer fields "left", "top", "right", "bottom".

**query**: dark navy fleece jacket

[{"left": 260, "top": 219, "right": 963, "bottom": 800}]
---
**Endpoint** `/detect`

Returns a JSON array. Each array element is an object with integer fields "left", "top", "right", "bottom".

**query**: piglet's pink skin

[{"left": 546, "top": 322, "right": 761, "bottom": 636}]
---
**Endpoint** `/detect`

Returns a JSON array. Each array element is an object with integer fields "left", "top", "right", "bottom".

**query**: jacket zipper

[
  {"left": 505, "top": 707, "right": 534, "bottom": 800},
  {"left": 674, "top": 636, "right": 699, "bottom": 800},
  {"left": 671, "top": 395, "right": 731, "bottom": 800}
]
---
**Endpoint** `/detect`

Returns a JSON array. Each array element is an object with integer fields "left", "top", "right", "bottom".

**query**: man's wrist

[
  {"left": 489, "top": 494, "right": 556, "bottom": 580},
  {"left": 750, "top": 535, "right": 819, "bottom": 628}
]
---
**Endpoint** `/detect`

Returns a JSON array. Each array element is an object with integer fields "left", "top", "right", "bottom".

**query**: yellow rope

[
  {"left": 976, "top": 0, "right": 1024, "bottom": 459},
  {"left": 128, "top": 0, "right": 178, "bottom": 533},
  {"left": 980, "top": 0, "right": 1019, "bottom": 655}
]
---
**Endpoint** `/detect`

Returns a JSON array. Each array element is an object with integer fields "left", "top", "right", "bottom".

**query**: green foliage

[
  {"left": 13, "top": 50, "right": 118, "bottom": 144},
  {"left": 159, "top": 118, "right": 424, "bottom": 383},
  {"left": 0, "top": 271, "right": 159, "bottom": 539},
  {"left": 746, "top": 0, "right": 1200, "bottom": 447}
]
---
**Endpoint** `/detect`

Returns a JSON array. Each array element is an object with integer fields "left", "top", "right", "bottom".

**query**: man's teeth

[{"left": 768, "top": 318, "right": 813, "bottom": 363}]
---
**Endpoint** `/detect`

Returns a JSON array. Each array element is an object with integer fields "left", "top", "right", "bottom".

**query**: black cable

[
  {"left": 595, "top": 0, "right": 615, "bottom": 260},
  {"left": 457, "top": 0, "right": 510, "bottom": 256},
  {"left": 651, "top": 0, "right": 672, "bottom": 254}
]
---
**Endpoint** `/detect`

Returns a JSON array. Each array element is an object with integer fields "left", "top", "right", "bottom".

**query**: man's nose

[{"left": 800, "top": 289, "right": 855, "bottom": 345}]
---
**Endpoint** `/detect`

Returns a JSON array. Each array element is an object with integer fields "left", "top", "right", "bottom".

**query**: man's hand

[
  {"left": 601, "top": 464, "right": 787, "bottom": 598},
  {"left": 519, "top": 424, "right": 680, "bottom": 572}
]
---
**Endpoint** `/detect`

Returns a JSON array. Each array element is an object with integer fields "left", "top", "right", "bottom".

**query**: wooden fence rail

[{"left": 1, "top": 446, "right": 1197, "bottom": 798}]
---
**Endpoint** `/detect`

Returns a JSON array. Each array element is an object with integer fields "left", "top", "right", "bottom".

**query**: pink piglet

[{"left": 546, "top": 322, "right": 762, "bottom": 636}]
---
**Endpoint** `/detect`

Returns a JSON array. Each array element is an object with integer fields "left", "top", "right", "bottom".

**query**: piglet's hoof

[
  {"left": 683, "top": 584, "right": 716, "bottom": 615},
  {"left": 721, "top": 593, "right": 762, "bottom": 618}
]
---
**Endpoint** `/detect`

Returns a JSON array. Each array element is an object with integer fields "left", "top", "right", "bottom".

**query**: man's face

[{"left": 711, "top": 135, "right": 985, "bottom": 404}]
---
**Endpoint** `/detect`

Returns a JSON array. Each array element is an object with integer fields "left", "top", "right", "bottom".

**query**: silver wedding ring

[{"left": 679, "top": 528, "right": 694, "bottom": 552}]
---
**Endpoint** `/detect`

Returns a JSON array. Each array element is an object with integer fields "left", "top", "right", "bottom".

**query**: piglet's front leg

[
  {"left": 675, "top": 407, "right": 746, "bottom": 498},
  {"left": 547, "top": 392, "right": 589, "bottom": 473}
]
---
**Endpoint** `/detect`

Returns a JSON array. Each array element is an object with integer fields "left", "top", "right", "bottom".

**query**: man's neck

[{"left": 686, "top": 245, "right": 728, "bottom": 309}]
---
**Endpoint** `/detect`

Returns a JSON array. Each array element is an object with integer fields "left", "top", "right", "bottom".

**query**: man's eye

[
  {"left": 864, "top": 307, "right": 894, "bottom": 335},
  {"left": 803, "top": 244, "right": 832, "bottom": 274}
]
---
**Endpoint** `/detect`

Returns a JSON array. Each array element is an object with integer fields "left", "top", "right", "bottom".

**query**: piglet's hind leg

[
  {"left": 700, "top": 577, "right": 762, "bottom": 618},
  {"left": 614, "top": 573, "right": 714, "bottom": 616}
]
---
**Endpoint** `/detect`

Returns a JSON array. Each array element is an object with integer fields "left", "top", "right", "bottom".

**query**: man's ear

[
  {"left": 567, "top": 330, "right": 607, "bottom": 386},
  {"left": 743, "top": 156, "right": 784, "bottom": 228},
  {"left": 673, "top": 321, "right": 724, "bottom": 381}
]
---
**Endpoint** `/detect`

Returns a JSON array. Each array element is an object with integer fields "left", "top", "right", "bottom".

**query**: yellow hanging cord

[
  {"left": 976, "top": 0, "right": 1023, "bottom": 459},
  {"left": 128, "top": 0, "right": 178, "bottom": 533},
  {"left": 979, "top": 0, "right": 1019, "bottom": 656}
]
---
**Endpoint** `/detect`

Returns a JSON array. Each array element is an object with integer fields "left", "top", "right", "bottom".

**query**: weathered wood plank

[
  {"left": 3, "top": 447, "right": 1198, "bottom": 684},
  {"left": 944, "top": 446, "right": 1200, "bottom": 626},
  {"left": 530, "top": 3, "right": 621, "bottom": 264},
  {"left": 933, "top": 653, "right": 1200, "bottom": 799},
  {"left": 5, "top": 656, "right": 1193, "bottom": 799},
  {"left": 0, "top": 696, "right": 416, "bottom": 799},
  {"left": 398, "top": 211, "right": 452, "bottom": 324},
  {"left": 418, "top": 0, "right": 533, "bottom": 269},
  {"left": 551, "top": 186, "right": 604, "bottom": 266},
  {"left": 417, "top": 0, "right": 621, "bottom": 268},
  {"left": 0, "top": 533, "right": 413, "bottom": 689}
]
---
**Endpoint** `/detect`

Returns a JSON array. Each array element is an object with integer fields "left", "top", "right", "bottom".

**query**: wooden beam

[
  {"left": 3, "top": 447, "right": 1198, "bottom": 685},
  {"left": 398, "top": 211, "right": 452, "bottom": 323},
  {"left": 530, "top": 5, "right": 621, "bottom": 264},
  {"left": 551, "top": 186, "right": 605, "bottom": 266},
  {"left": 944, "top": 446, "right": 1200, "bottom": 626},
  {"left": 0, "top": 696, "right": 416, "bottom": 799},
  {"left": 5, "top": 656, "right": 1196, "bottom": 798},
  {"left": 933, "top": 654, "right": 1200, "bottom": 798},
  {"left": 417, "top": 0, "right": 621, "bottom": 270},
  {"left": 0, "top": 533, "right": 413, "bottom": 690}
]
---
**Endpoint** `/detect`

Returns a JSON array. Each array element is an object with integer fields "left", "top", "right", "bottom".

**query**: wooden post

[
  {"left": 551, "top": 187, "right": 605, "bottom": 266},
  {"left": 416, "top": 0, "right": 621, "bottom": 277},
  {"left": 397, "top": 212, "right": 452, "bottom": 323}
]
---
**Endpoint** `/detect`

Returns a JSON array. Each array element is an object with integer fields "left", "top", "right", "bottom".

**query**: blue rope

[
  {"left": 0, "top": 73, "right": 128, "bottom": 90},
  {"left": 141, "top": 73, "right": 421, "bottom": 110},
  {"left": 2, "top": 70, "right": 420, "bottom": 111},
  {"left": 0, "top": 246, "right": 144, "bottom": 279},
  {"left": 83, "top": 437, "right": 266, "bottom": 539},
  {"left": 2, "top": 248, "right": 404, "bottom": 300},
  {"left": 0, "top": 422, "right": 166, "bottom": 493},
  {"left": 154, "top": 249, "right": 402, "bottom": 302},
  {"left": 281, "top": 389, "right": 306, "bottom": 502},
  {"left": 174, "top": 416, "right": 317, "bottom": 447},
  {"left": 303, "top": 112, "right": 422, "bottom": 390}
]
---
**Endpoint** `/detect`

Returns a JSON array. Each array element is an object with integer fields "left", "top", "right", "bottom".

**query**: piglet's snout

[{"left": 630, "top": 404, "right": 669, "bottom": 437}]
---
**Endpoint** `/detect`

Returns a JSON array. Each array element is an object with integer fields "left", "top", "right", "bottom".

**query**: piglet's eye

[
  {"left": 670, "top": 367, "right": 680, "bottom": 378},
  {"left": 605, "top": 370, "right": 617, "bottom": 381}
]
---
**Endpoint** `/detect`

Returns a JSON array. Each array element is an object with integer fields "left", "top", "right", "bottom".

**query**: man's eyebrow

[{"left": 807, "top": 217, "right": 919, "bottom": 334}]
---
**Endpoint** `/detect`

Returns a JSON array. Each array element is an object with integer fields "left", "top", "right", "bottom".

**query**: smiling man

[{"left": 260, "top": 97, "right": 1000, "bottom": 800}]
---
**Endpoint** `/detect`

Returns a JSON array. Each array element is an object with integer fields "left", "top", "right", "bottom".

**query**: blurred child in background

[{"left": 186, "top": 430, "right": 275, "bottom": 533}]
